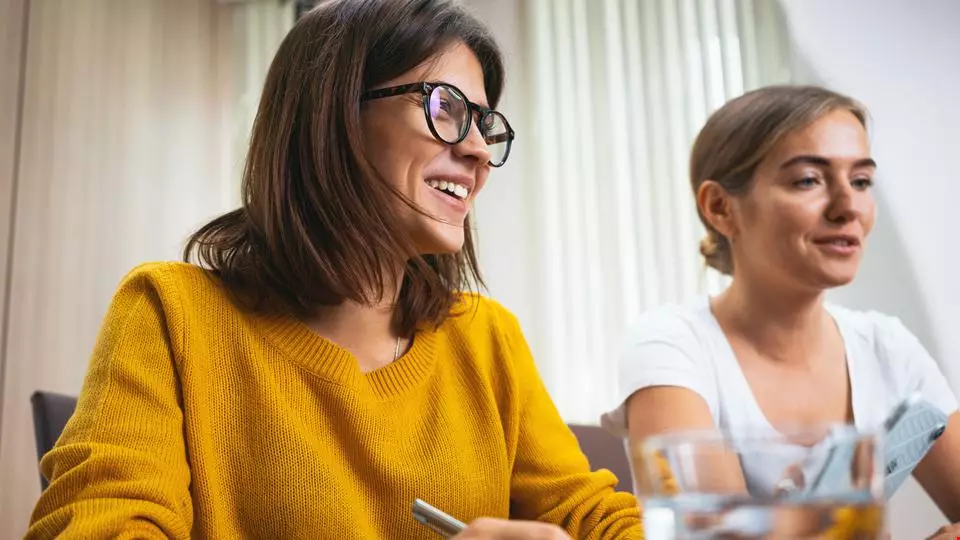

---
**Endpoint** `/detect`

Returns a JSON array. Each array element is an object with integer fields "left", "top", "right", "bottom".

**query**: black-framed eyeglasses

[{"left": 361, "top": 81, "right": 516, "bottom": 167}]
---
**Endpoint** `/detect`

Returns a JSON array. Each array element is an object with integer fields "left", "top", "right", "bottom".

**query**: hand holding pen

[
  {"left": 452, "top": 518, "right": 571, "bottom": 540},
  {"left": 413, "top": 499, "right": 571, "bottom": 539}
]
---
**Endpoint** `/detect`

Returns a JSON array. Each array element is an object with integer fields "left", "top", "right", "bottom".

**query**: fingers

[
  {"left": 925, "top": 522, "right": 960, "bottom": 540},
  {"left": 453, "top": 517, "right": 571, "bottom": 540}
]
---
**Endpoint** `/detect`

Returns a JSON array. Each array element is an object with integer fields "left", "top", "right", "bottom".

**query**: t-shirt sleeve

[
  {"left": 874, "top": 313, "right": 958, "bottom": 416},
  {"left": 600, "top": 309, "right": 718, "bottom": 437}
]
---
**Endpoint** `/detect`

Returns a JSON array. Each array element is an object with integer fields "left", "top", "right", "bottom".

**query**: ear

[{"left": 696, "top": 180, "right": 738, "bottom": 239}]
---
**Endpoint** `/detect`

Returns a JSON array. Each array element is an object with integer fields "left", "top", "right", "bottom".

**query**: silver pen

[{"left": 412, "top": 498, "right": 467, "bottom": 537}]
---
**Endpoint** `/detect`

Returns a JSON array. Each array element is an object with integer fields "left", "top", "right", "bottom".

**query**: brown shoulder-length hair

[
  {"left": 690, "top": 85, "right": 868, "bottom": 275},
  {"left": 184, "top": 0, "right": 504, "bottom": 334}
]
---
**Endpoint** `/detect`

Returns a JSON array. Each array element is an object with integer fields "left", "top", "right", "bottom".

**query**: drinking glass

[{"left": 630, "top": 425, "right": 885, "bottom": 539}]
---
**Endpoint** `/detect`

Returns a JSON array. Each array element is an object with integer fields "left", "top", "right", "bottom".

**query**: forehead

[
  {"left": 403, "top": 42, "right": 488, "bottom": 107},
  {"left": 768, "top": 109, "right": 870, "bottom": 163}
]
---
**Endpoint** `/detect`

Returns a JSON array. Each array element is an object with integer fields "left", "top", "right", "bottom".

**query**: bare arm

[
  {"left": 913, "top": 411, "right": 960, "bottom": 522},
  {"left": 625, "top": 386, "right": 747, "bottom": 494}
]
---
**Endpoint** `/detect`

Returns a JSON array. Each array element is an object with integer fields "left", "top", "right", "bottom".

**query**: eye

[
  {"left": 852, "top": 177, "right": 874, "bottom": 190},
  {"left": 793, "top": 176, "right": 820, "bottom": 189},
  {"left": 430, "top": 99, "right": 454, "bottom": 119}
]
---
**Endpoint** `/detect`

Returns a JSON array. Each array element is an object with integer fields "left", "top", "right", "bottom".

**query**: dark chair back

[
  {"left": 30, "top": 391, "right": 78, "bottom": 489},
  {"left": 568, "top": 423, "right": 634, "bottom": 494}
]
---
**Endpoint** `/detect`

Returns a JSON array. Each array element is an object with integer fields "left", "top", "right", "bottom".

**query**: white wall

[{"left": 781, "top": 0, "right": 960, "bottom": 536}]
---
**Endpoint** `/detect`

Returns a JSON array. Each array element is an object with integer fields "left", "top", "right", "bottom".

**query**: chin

[
  {"left": 428, "top": 240, "right": 465, "bottom": 255},
  {"left": 415, "top": 225, "right": 466, "bottom": 254},
  {"left": 821, "top": 275, "right": 856, "bottom": 289},
  {"left": 813, "top": 267, "right": 860, "bottom": 289}
]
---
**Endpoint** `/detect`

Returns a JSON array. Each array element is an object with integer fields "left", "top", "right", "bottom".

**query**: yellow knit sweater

[{"left": 27, "top": 262, "right": 642, "bottom": 539}]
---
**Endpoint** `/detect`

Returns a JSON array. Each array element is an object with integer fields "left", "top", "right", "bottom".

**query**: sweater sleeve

[
  {"left": 497, "top": 309, "right": 643, "bottom": 539},
  {"left": 27, "top": 267, "right": 193, "bottom": 539}
]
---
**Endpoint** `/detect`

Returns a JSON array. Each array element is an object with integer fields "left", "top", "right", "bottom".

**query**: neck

[
  {"left": 311, "top": 299, "right": 397, "bottom": 338},
  {"left": 303, "top": 275, "right": 408, "bottom": 371},
  {"left": 713, "top": 276, "right": 830, "bottom": 364}
]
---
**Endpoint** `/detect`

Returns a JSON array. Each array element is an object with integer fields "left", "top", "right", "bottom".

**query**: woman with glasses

[{"left": 27, "top": 1, "right": 640, "bottom": 539}]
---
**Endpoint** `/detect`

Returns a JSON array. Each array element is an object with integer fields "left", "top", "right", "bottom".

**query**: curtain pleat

[{"left": 524, "top": 0, "right": 791, "bottom": 422}]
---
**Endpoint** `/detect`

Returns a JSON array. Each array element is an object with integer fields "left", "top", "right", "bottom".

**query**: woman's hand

[
  {"left": 926, "top": 523, "right": 960, "bottom": 540},
  {"left": 452, "top": 518, "right": 571, "bottom": 539}
]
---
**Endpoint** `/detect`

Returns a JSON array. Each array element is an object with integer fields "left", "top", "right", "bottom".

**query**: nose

[
  {"left": 824, "top": 180, "right": 863, "bottom": 224},
  {"left": 453, "top": 116, "right": 492, "bottom": 165}
]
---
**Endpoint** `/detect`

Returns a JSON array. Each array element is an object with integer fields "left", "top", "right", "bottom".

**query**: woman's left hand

[{"left": 925, "top": 523, "right": 960, "bottom": 539}]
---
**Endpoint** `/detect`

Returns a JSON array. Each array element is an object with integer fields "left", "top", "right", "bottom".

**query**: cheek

[
  {"left": 374, "top": 138, "right": 444, "bottom": 190},
  {"left": 738, "top": 196, "right": 796, "bottom": 233},
  {"left": 737, "top": 196, "right": 818, "bottom": 253},
  {"left": 361, "top": 107, "right": 440, "bottom": 181},
  {"left": 761, "top": 196, "right": 823, "bottom": 235}
]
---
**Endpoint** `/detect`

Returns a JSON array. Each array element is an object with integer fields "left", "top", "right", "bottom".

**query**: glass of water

[{"left": 630, "top": 425, "right": 885, "bottom": 539}]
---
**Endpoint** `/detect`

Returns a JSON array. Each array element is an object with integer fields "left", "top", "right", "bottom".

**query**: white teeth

[{"left": 425, "top": 178, "right": 470, "bottom": 200}]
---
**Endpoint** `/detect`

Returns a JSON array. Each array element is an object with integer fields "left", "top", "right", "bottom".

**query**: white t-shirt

[{"left": 601, "top": 296, "right": 958, "bottom": 495}]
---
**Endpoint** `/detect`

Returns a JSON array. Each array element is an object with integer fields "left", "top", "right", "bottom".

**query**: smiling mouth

[
  {"left": 426, "top": 179, "right": 470, "bottom": 201},
  {"left": 815, "top": 238, "right": 859, "bottom": 247}
]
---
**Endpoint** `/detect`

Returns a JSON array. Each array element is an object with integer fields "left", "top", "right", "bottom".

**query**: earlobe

[{"left": 697, "top": 180, "right": 736, "bottom": 238}]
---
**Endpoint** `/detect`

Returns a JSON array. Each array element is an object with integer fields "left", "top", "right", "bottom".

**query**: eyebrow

[
  {"left": 433, "top": 80, "right": 490, "bottom": 109},
  {"left": 779, "top": 155, "right": 878, "bottom": 170}
]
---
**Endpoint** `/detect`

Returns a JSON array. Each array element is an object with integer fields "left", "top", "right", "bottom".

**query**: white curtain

[
  {"left": 223, "top": 0, "right": 294, "bottom": 206},
  {"left": 0, "top": 1, "right": 290, "bottom": 535},
  {"left": 522, "top": 0, "right": 793, "bottom": 423}
]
